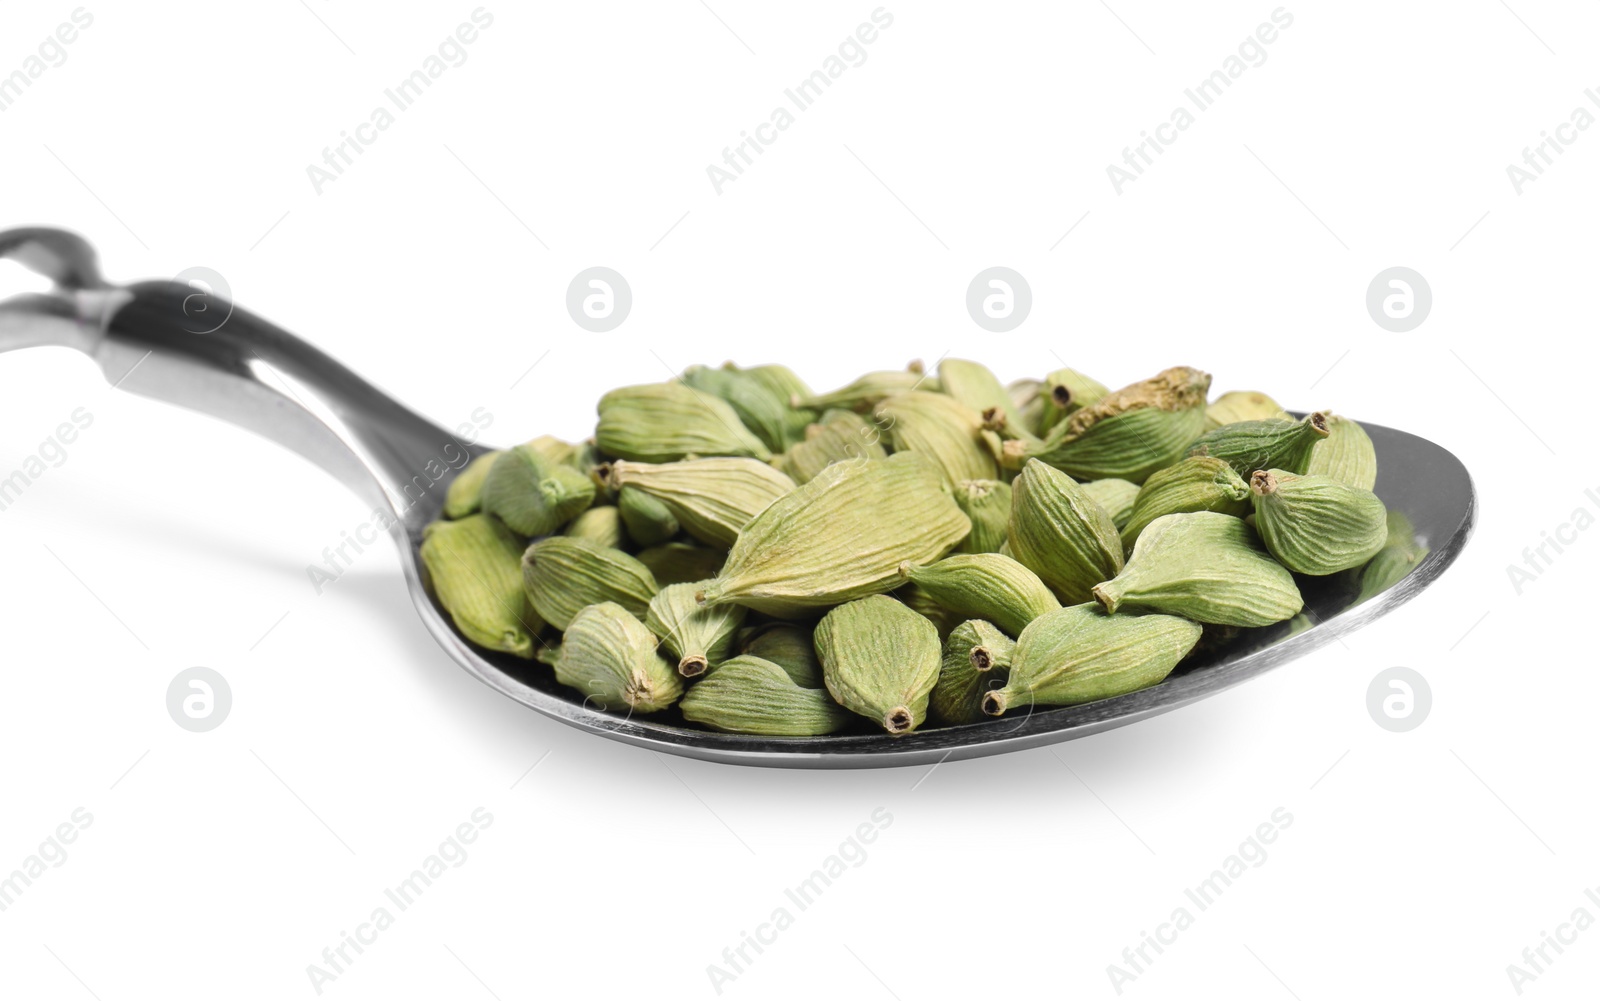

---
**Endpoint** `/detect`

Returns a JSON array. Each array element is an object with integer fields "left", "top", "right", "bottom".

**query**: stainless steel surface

[{"left": 1, "top": 228, "right": 1475, "bottom": 768}]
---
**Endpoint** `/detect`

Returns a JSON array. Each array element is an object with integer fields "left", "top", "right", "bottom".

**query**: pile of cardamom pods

[{"left": 420, "top": 361, "right": 1428, "bottom": 737}]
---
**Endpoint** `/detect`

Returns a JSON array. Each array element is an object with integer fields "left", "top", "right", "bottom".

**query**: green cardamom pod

[
  {"left": 1092, "top": 512, "right": 1302, "bottom": 626},
  {"left": 729, "top": 362, "right": 815, "bottom": 412},
  {"left": 562, "top": 505, "right": 626, "bottom": 549},
  {"left": 1009, "top": 378, "right": 1042, "bottom": 405},
  {"left": 939, "top": 358, "right": 1030, "bottom": 441},
  {"left": 978, "top": 426, "right": 1010, "bottom": 470},
  {"left": 1250, "top": 469, "right": 1388, "bottom": 575},
  {"left": 698, "top": 453, "right": 970, "bottom": 617},
  {"left": 480, "top": 441, "right": 596, "bottom": 536},
  {"left": 646, "top": 582, "right": 747, "bottom": 677},
  {"left": 551, "top": 602, "right": 681, "bottom": 713},
  {"left": 1038, "top": 367, "right": 1111, "bottom": 432},
  {"left": 952, "top": 478, "right": 1013, "bottom": 554},
  {"left": 526, "top": 434, "right": 580, "bottom": 466},
  {"left": 443, "top": 451, "right": 500, "bottom": 519},
  {"left": 1204, "top": 390, "right": 1291, "bottom": 430},
  {"left": 1353, "top": 511, "right": 1429, "bottom": 603},
  {"left": 635, "top": 542, "right": 725, "bottom": 587},
  {"left": 1005, "top": 366, "right": 1212, "bottom": 482},
  {"left": 568, "top": 440, "right": 614, "bottom": 497},
  {"left": 680, "top": 655, "right": 852, "bottom": 735},
  {"left": 1008, "top": 378, "right": 1048, "bottom": 438},
  {"left": 983, "top": 603, "right": 1201, "bottom": 715},
  {"left": 783, "top": 408, "right": 820, "bottom": 446},
  {"left": 898, "top": 553, "right": 1060, "bottom": 637},
  {"left": 930, "top": 619, "right": 1016, "bottom": 725},
  {"left": 775, "top": 410, "right": 885, "bottom": 485},
  {"left": 874, "top": 390, "right": 999, "bottom": 485},
  {"left": 1187, "top": 412, "right": 1330, "bottom": 477},
  {"left": 616, "top": 486, "right": 680, "bottom": 547},
  {"left": 682, "top": 363, "right": 797, "bottom": 453},
  {"left": 608, "top": 457, "right": 795, "bottom": 548},
  {"left": 1080, "top": 478, "right": 1141, "bottom": 531},
  {"left": 420, "top": 514, "right": 542, "bottom": 658},
  {"left": 1306, "top": 413, "right": 1377, "bottom": 490},
  {"left": 739, "top": 623, "right": 823, "bottom": 688},
  {"left": 521, "top": 536, "right": 658, "bottom": 630},
  {"left": 894, "top": 581, "right": 962, "bottom": 641},
  {"left": 815, "top": 595, "right": 942, "bottom": 734},
  {"left": 1120, "top": 456, "right": 1251, "bottom": 550},
  {"left": 1007, "top": 459, "right": 1125, "bottom": 604},
  {"left": 796, "top": 365, "right": 935, "bottom": 412},
  {"left": 1381, "top": 510, "right": 1420, "bottom": 550},
  {"left": 596, "top": 382, "right": 770, "bottom": 462}
]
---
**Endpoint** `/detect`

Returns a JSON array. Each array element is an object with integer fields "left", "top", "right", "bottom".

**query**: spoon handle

[{"left": 0, "top": 228, "right": 478, "bottom": 525}]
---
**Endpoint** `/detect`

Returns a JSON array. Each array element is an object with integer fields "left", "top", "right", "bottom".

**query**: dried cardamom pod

[
  {"left": 740, "top": 623, "right": 824, "bottom": 688},
  {"left": 1080, "top": 478, "right": 1141, "bottom": 531},
  {"left": 1353, "top": 511, "right": 1429, "bottom": 603},
  {"left": 894, "top": 581, "right": 962, "bottom": 641},
  {"left": 1204, "top": 390, "right": 1291, "bottom": 430},
  {"left": 983, "top": 603, "right": 1201, "bottom": 715},
  {"left": 568, "top": 437, "right": 610, "bottom": 479},
  {"left": 1306, "top": 413, "right": 1377, "bottom": 490},
  {"left": 635, "top": 542, "right": 725, "bottom": 587},
  {"left": 796, "top": 365, "right": 935, "bottom": 412},
  {"left": 569, "top": 440, "right": 618, "bottom": 506},
  {"left": 480, "top": 442, "right": 596, "bottom": 536},
  {"left": 1120, "top": 456, "right": 1251, "bottom": 550},
  {"left": 978, "top": 426, "right": 1009, "bottom": 469},
  {"left": 443, "top": 451, "right": 500, "bottom": 519},
  {"left": 698, "top": 453, "right": 970, "bottom": 617},
  {"left": 1187, "top": 412, "right": 1330, "bottom": 477},
  {"left": 551, "top": 602, "right": 681, "bottom": 713},
  {"left": 874, "top": 390, "right": 999, "bottom": 485},
  {"left": 521, "top": 536, "right": 658, "bottom": 630},
  {"left": 898, "top": 553, "right": 1060, "bottom": 637},
  {"left": 815, "top": 595, "right": 942, "bottom": 734},
  {"left": 930, "top": 619, "right": 1016, "bottom": 725},
  {"left": 563, "top": 505, "right": 626, "bottom": 549},
  {"left": 730, "top": 362, "right": 814, "bottom": 412},
  {"left": 1005, "top": 366, "right": 1212, "bottom": 482},
  {"left": 775, "top": 410, "right": 885, "bottom": 484},
  {"left": 939, "top": 358, "right": 1030, "bottom": 440},
  {"left": 1250, "top": 469, "right": 1388, "bottom": 575},
  {"left": 1092, "top": 512, "right": 1303, "bottom": 626},
  {"left": 646, "top": 582, "right": 747, "bottom": 677},
  {"left": 952, "top": 478, "right": 1013, "bottom": 554},
  {"left": 616, "top": 486, "right": 679, "bottom": 547},
  {"left": 782, "top": 406, "right": 819, "bottom": 446},
  {"left": 680, "top": 656, "right": 852, "bottom": 735},
  {"left": 1038, "top": 367, "right": 1111, "bottom": 432},
  {"left": 526, "top": 434, "right": 580, "bottom": 465},
  {"left": 1007, "top": 459, "right": 1125, "bottom": 604},
  {"left": 608, "top": 457, "right": 795, "bottom": 547},
  {"left": 596, "top": 382, "right": 770, "bottom": 462},
  {"left": 420, "top": 514, "right": 542, "bottom": 658},
  {"left": 1008, "top": 379, "right": 1048, "bottom": 438},
  {"left": 1008, "top": 378, "right": 1043, "bottom": 408},
  {"left": 682, "top": 364, "right": 797, "bottom": 453}
]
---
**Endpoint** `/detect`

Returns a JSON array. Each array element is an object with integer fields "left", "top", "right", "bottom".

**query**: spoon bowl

[{"left": 0, "top": 229, "right": 1475, "bottom": 768}]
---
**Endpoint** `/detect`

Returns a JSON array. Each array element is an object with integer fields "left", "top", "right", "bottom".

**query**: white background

[{"left": 1, "top": 2, "right": 1596, "bottom": 998}]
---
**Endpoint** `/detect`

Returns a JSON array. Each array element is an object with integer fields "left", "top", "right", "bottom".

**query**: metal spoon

[{"left": 0, "top": 228, "right": 1475, "bottom": 768}]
